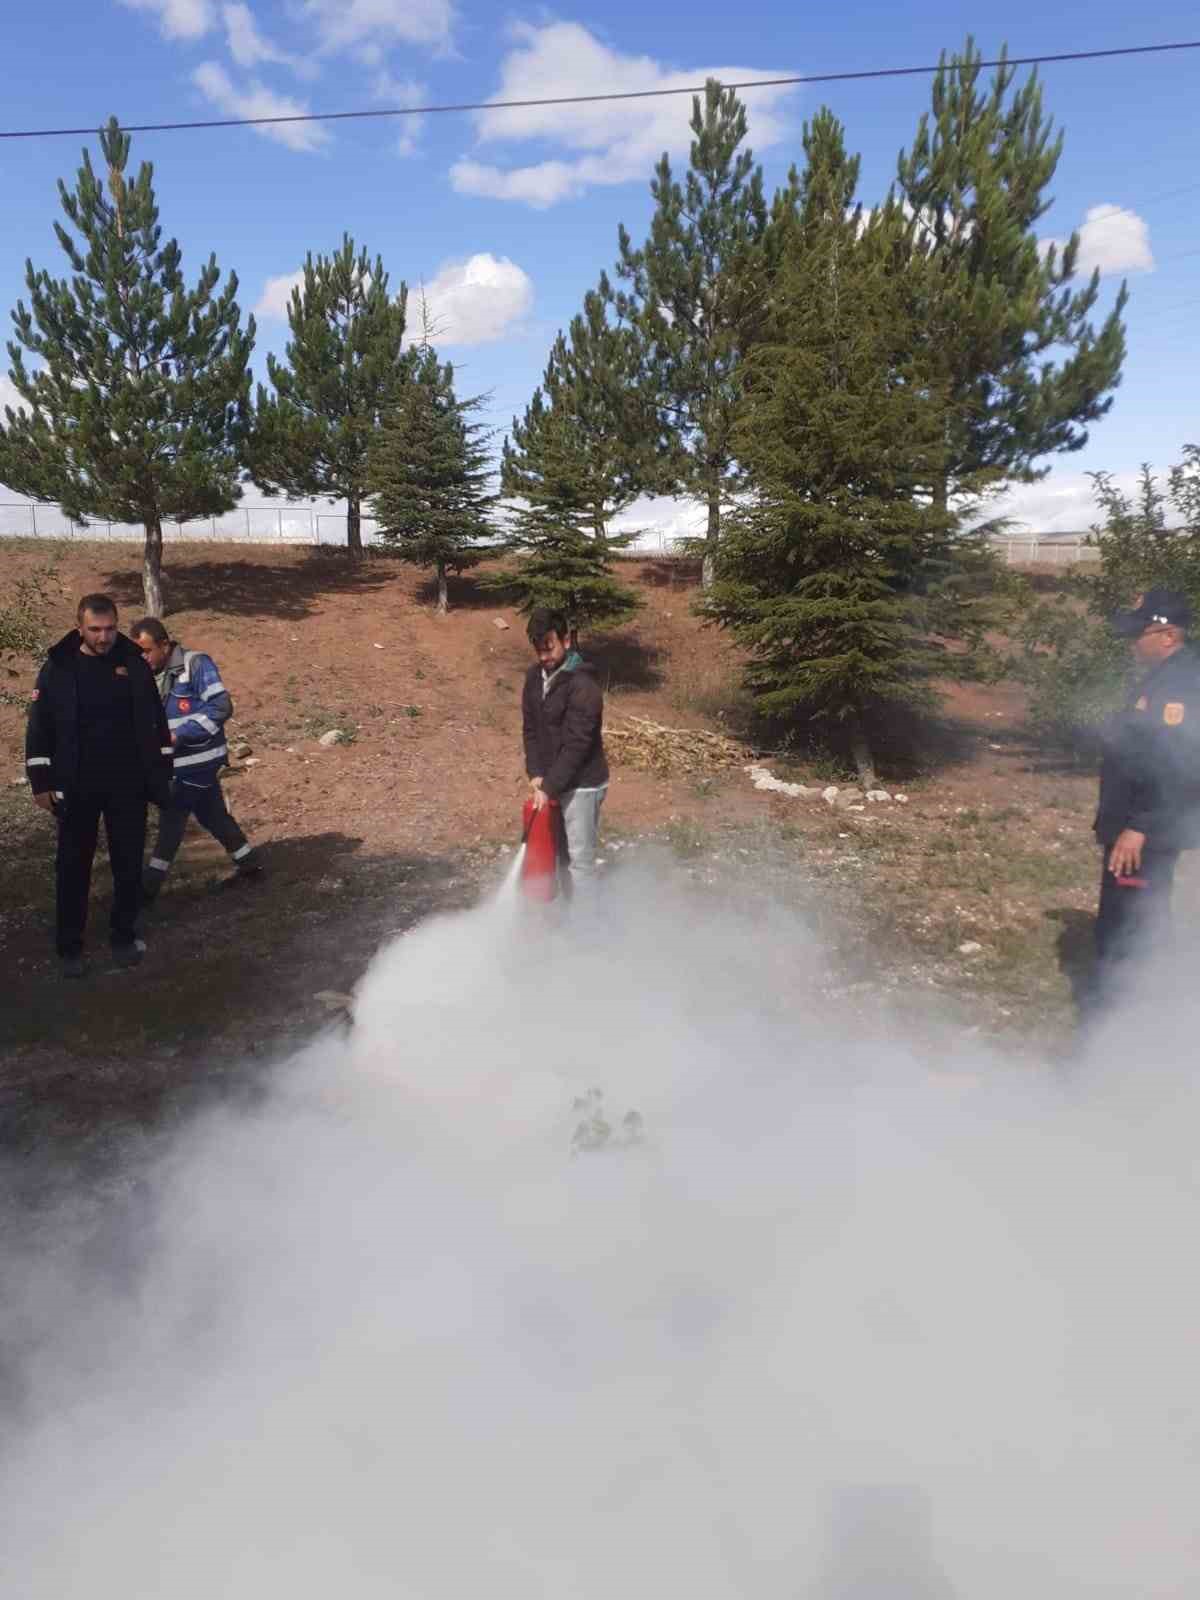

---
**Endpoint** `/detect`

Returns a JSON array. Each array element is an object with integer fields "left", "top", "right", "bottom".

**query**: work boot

[
  {"left": 222, "top": 850, "right": 263, "bottom": 889},
  {"left": 60, "top": 954, "right": 88, "bottom": 980},
  {"left": 112, "top": 939, "right": 146, "bottom": 971}
]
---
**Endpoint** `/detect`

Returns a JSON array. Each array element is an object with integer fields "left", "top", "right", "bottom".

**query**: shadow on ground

[
  {"left": 1046, "top": 906, "right": 1096, "bottom": 1019},
  {"left": 0, "top": 829, "right": 481, "bottom": 1154},
  {"left": 100, "top": 552, "right": 398, "bottom": 623},
  {"left": 590, "top": 631, "right": 666, "bottom": 693}
]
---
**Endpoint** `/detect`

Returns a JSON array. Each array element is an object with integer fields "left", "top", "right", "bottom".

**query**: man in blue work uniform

[
  {"left": 131, "top": 618, "right": 261, "bottom": 901},
  {"left": 1091, "top": 588, "right": 1200, "bottom": 1007}
]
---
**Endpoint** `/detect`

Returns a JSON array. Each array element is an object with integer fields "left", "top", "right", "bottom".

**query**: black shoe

[
  {"left": 112, "top": 939, "right": 146, "bottom": 970},
  {"left": 141, "top": 872, "right": 164, "bottom": 905},
  {"left": 235, "top": 855, "right": 263, "bottom": 879},
  {"left": 60, "top": 954, "right": 88, "bottom": 980}
]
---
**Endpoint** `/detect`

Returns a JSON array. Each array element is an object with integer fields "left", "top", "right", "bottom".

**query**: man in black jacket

[
  {"left": 1091, "top": 587, "right": 1200, "bottom": 1007},
  {"left": 25, "top": 593, "right": 173, "bottom": 977},
  {"left": 521, "top": 608, "right": 609, "bottom": 891}
]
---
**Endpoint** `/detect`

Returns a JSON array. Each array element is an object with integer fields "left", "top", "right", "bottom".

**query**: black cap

[{"left": 1110, "top": 587, "right": 1193, "bottom": 637}]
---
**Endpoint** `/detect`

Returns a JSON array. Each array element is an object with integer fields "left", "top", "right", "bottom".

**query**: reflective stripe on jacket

[{"left": 158, "top": 644, "right": 233, "bottom": 786}]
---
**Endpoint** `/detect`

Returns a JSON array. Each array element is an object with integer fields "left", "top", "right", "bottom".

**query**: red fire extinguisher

[{"left": 521, "top": 795, "right": 561, "bottom": 901}]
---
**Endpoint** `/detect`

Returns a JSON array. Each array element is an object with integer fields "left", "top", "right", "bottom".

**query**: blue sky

[{"left": 0, "top": 0, "right": 1197, "bottom": 537}]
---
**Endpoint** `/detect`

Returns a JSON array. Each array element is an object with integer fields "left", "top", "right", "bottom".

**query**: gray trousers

[
  {"left": 560, "top": 785, "right": 607, "bottom": 886},
  {"left": 148, "top": 780, "right": 251, "bottom": 877}
]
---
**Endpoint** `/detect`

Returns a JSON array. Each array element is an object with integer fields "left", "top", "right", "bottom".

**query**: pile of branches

[{"left": 605, "top": 714, "right": 746, "bottom": 777}]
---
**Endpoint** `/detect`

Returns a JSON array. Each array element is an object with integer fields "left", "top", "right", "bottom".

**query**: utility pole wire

[{"left": 0, "top": 40, "right": 1198, "bottom": 140}]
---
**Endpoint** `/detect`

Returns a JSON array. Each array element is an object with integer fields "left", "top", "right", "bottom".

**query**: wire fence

[
  {"left": 0, "top": 500, "right": 381, "bottom": 546},
  {"left": 0, "top": 498, "right": 1100, "bottom": 565}
]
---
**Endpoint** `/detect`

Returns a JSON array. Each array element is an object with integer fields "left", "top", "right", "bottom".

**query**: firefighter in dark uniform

[
  {"left": 25, "top": 593, "right": 173, "bottom": 978},
  {"left": 1091, "top": 588, "right": 1200, "bottom": 1007}
]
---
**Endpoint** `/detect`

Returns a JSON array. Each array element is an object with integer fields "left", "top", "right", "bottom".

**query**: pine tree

[
  {"left": 0, "top": 118, "right": 253, "bottom": 617},
  {"left": 895, "top": 38, "right": 1127, "bottom": 510},
  {"left": 247, "top": 236, "right": 409, "bottom": 560},
  {"left": 707, "top": 116, "right": 993, "bottom": 787},
  {"left": 497, "top": 391, "right": 640, "bottom": 637},
  {"left": 368, "top": 349, "right": 494, "bottom": 614},
  {"left": 612, "top": 80, "right": 769, "bottom": 586}
]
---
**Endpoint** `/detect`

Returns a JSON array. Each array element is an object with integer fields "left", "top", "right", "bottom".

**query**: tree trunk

[
  {"left": 848, "top": 712, "right": 877, "bottom": 792},
  {"left": 702, "top": 488, "right": 720, "bottom": 590},
  {"left": 932, "top": 471, "right": 949, "bottom": 517},
  {"left": 142, "top": 516, "right": 165, "bottom": 618},
  {"left": 346, "top": 494, "right": 363, "bottom": 561},
  {"left": 436, "top": 560, "right": 448, "bottom": 616}
]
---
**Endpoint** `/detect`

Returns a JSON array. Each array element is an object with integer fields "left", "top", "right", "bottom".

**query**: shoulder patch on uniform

[
  {"left": 1164, "top": 702, "right": 1185, "bottom": 727},
  {"left": 1135, "top": 695, "right": 1149, "bottom": 711},
  {"left": 114, "top": 665, "right": 129, "bottom": 677}
]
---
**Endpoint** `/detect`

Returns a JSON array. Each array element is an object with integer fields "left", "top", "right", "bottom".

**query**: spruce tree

[
  {"left": 0, "top": 118, "right": 253, "bottom": 617},
  {"left": 498, "top": 391, "right": 640, "bottom": 637},
  {"left": 368, "top": 349, "right": 494, "bottom": 614},
  {"left": 707, "top": 116, "right": 992, "bottom": 787},
  {"left": 247, "top": 236, "right": 409, "bottom": 560},
  {"left": 612, "top": 80, "right": 769, "bottom": 586},
  {"left": 895, "top": 38, "right": 1127, "bottom": 510}
]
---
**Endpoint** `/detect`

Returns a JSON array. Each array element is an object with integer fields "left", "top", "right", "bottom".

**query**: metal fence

[
  {"left": 0, "top": 500, "right": 381, "bottom": 546},
  {"left": 992, "top": 537, "right": 1099, "bottom": 566},
  {"left": 0, "top": 498, "right": 1098, "bottom": 565}
]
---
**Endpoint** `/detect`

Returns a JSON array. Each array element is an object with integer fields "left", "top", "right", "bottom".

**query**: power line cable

[{"left": 0, "top": 39, "right": 1198, "bottom": 140}]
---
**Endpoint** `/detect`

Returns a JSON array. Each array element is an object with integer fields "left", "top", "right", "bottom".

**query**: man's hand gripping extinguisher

[{"left": 520, "top": 794, "right": 561, "bottom": 901}]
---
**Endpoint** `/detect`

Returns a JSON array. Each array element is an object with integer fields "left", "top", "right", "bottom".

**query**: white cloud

[
  {"left": 985, "top": 471, "right": 1143, "bottom": 536},
  {"left": 450, "top": 22, "right": 798, "bottom": 209},
  {"left": 222, "top": 2, "right": 315, "bottom": 78},
  {"left": 372, "top": 72, "right": 427, "bottom": 157},
  {"left": 301, "top": 0, "right": 454, "bottom": 58},
  {"left": 119, "top": 0, "right": 215, "bottom": 40},
  {"left": 254, "top": 270, "right": 305, "bottom": 320},
  {"left": 421, "top": 254, "right": 533, "bottom": 346},
  {"left": 192, "top": 62, "right": 330, "bottom": 152},
  {"left": 1043, "top": 204, "right": 1154, "bottom": 278},
  {"left": 0, "top": 374, "right": 30, "bottom": 419}
]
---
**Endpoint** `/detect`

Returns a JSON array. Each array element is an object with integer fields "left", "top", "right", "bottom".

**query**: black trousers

[
  {"left": 1089, "top": 846, "right": 1179, "bottom": 1011},
  {"left": 147, "top": 779, "right": 249, "bottom": 875},
  {"left": 55, "top": 785, "right": 148, "bottom": 957}
]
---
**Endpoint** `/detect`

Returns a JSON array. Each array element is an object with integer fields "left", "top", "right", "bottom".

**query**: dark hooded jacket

[
  {"left": 25, "top": 630, "right": 173, "bottom": 806},
  {"left": 522, "top": 652, "right": 609, "bottom": 799},
  {"left": 1095, "top": 646, "right": 1200, "bottom": 850}
]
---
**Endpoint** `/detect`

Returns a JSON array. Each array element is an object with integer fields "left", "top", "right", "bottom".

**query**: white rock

[
  {"left": 318, "top": 729, "right": 346, "bottom": 748},
  {"left": 958, "top": 941, "right": 983, "bottom": 956},
  {"left": 894, "top": 793, "right": 909, "bottom": 804},
  {"left": 313, "top": 989, "right": 354, "bottom": 1013},
  {"left": 373, "top": 642, "right": 384, "bottom": 649},
  {"left": 492, "top": 617, "right": 510, "bottom": 631},
  {"left": 822, "top": 786, "right": 839, "bottom": 804},
  {"left": 865, "top": 789, "right": 892, "bottom": 803},
  {"left": 243, "top": 757, "right": 261, "bottom": 767}
]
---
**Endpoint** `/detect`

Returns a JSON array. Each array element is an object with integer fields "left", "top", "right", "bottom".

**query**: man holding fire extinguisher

[
  {"left": 522, "top": 608, "right": 609, "bottom": 893},
  {"left": 1090, "top": 588, "right": 1200, "bottom": 1011}
]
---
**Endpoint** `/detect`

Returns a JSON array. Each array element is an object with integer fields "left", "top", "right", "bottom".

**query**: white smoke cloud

[{"left": 4, "top": 864, "right": 1200, "bottom": 1596}]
